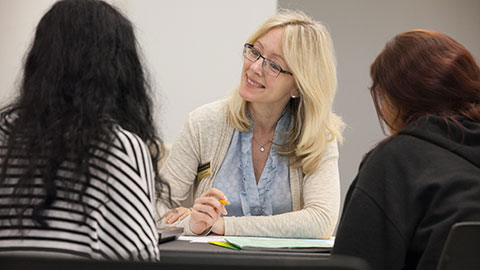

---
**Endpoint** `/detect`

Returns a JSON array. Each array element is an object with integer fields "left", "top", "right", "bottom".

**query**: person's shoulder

[
  {"left": 0, "top": 115, "right": 9, "bottom": 139},
  {"left": 0, "top": 109, "right": 17, "bottom": 136},
  {"left": 376, "top": 115, "right": 472, "bottom": 159},
  {"left": 112, "top": 125, "right": 145, "bottom": 145},
  {"left": 105, "top": 126, "right": 153, "bottom": 184},
  {"left": 188, "top": 99, "right": 228, "bottom": 123},
  {"left": 359, "top": 134, "right": 429, "bottom": 173},
  {"left": 323, "top": 137, "right": 339, "bottom": 159},
  {"left": 376, "top": 131, "right": 432, "bottom": 156},
  {"left": 107, "top": 125, "right": 149, "bottom": 158},
  {"left": 352, "top": 136, "right": 423, "bottom": 199}
]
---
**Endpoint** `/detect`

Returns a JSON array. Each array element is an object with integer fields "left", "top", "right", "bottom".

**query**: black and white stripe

[{"left": 0, "top": 125, "right": 159, "bottom": 261}]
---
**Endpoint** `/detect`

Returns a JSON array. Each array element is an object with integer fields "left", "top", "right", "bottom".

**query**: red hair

[{"left": 370, "top": 29, "right": 480, "bottom": 131}]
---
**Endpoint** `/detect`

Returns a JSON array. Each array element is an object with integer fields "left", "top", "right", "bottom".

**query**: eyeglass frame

[{"left": 243, "top": 43, "right": 293, "bottom": 78}]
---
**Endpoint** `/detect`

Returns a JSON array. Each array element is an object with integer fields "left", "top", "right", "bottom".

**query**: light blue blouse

[{"left": 213, "top": 111, "right": 292, "bottom": 217}]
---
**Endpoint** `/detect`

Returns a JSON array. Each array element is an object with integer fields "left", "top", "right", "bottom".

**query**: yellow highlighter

[{"left": 218, "top": 199, "right": 230, "bottom": 205}]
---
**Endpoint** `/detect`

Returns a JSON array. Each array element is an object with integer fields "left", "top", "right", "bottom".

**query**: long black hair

[{"left": 0, "top": 0, "right": 169, "bottom": 227}]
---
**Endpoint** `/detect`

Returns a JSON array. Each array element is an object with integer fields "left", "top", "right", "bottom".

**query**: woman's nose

[{"left": 250, "top": 58, "right": 264, "bottom": 76}]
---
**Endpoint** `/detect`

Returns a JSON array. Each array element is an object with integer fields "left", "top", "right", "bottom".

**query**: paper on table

[
  {"left": 177, "top": 235, "right": 226, "bottom": 243},
  {"left": 224, "top": 236, "right": 334, "bottom": 251}
]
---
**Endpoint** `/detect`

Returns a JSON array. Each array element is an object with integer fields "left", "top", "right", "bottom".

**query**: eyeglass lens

[{"left": 243, "top": 45, "right": 284, "bottom": 77}]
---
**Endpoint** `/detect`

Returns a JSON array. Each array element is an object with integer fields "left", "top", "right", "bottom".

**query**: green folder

[{"left": 223, "top": 236, "right": 334, "bottom": 252}]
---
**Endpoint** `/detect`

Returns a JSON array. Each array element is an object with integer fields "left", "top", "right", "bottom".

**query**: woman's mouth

[{"left": 247, "top": 77, "right": 265, "bottom": 88}]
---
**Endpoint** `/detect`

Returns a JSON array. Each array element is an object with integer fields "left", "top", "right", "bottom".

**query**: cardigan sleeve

[
  {"left": 156, "top": 100, "right": 232, "bottom": 232},
  {"left": 223, "top": 139, "right": 340, "bottom": 238},
  {"left": 157, "top": 113, "right": 200, "bottom": 217}
]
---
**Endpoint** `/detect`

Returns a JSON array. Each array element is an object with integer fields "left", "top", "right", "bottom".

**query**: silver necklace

[{"left": 252, "top": 136, "right": 272, "bottom": 152}]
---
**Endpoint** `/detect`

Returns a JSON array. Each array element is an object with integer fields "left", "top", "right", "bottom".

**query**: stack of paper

[{"left": 211, "top": 236, "right": 335, "bottom": 252}]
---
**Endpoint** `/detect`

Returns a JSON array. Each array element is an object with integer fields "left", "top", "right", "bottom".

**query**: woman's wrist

[{"left": 211, "top": 217, "right": 225, "bottom": 235}]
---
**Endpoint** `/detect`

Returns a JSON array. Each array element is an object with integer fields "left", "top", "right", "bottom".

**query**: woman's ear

[{"left": 291, "top": 88, "right": 300, "bottom": 99}]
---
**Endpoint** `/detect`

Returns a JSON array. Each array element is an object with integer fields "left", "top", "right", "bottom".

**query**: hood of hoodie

[{"left": 399, "top": 115, "right": 480, "bottom": 168}]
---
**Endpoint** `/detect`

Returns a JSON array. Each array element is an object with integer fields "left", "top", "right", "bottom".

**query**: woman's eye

[
  {"left": 251, "top": 49, "right": 260, "bottom": 57},
  {"left": 270, "top": 62, "right": 282, "bottom": 72}
]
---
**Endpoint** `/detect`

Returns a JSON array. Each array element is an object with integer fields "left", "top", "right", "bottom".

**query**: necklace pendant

[{"left": 260, "top": 146, "right": 265, "bottom": 152}]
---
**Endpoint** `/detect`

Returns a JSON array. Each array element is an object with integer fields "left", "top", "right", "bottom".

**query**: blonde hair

[{"left": 227, "top": 9, "right": 344, "bottom": 174}]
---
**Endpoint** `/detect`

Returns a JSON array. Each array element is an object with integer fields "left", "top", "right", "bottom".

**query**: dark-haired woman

[
  {"left": 332, "top": 29, "right": 480, "bottom": 270},
  {"left": 0, "top": 0, "right": 168, "bottom": 261}
]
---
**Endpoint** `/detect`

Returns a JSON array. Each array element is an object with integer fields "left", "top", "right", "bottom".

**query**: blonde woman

[{"left": 159, "top": 10, "right": 344, "bottom": 238}]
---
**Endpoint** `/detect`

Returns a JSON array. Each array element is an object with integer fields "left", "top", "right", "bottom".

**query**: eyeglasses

[{"left": 243, "top": 43, "right": 293, "bottom": 78}]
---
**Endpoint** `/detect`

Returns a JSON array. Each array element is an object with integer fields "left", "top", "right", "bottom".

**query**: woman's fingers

[
  {"left": 220, "top": 203, "right": 227, "bottom": 216},
  {"left": 179, "top": 211, "right": 190, "bottom": 221},
  {"left": 200, "top": 188, "right": 228, "bottom": 216},
  {"left": 164, "top": 213, "right": 181, "bottom": 224},
  {"left": 202, "top": 187, "right": 228, "bottom": 201},
  {"left": 189, "top": 188, "right": 228, "bottom": 235},
  {"left": 163, "top": 209, "right": 178, "bottom": 220},
  {"left": 190, "top": 208, "right": 215, "bottom": 225},
  {"left": 163, "top": 207, "right": 191, "bottom": 224},
  {"left": 189, "top": 204, "right": 217, "bottom": 235},
  {"left": 189, "top": 197, "right": 223, "bottom": 231},
  {"left": 192, "top": 197, "right": 222, "bottom": 219}
]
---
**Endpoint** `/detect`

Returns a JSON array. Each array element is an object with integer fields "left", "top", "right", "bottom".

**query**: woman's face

[{"left": 238, "top": 27, "right": 298, "bottom": 109}]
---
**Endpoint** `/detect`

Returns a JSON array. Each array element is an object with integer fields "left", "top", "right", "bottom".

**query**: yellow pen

[{"left": 218, "top": 199, "right": 230, "bottom": 205}]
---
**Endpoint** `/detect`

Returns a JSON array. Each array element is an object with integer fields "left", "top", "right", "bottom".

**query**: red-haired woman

[{"left": 332, "top": 30, "right": 480, "bottom": 270}]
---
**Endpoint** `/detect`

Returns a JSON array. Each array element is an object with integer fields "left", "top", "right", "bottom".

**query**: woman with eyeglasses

[
  {"left": 332, "top": 30, "right": 480, "bottom": 269},
  {"left": 159, "top": 10, "right": 344, "bottom": 238}
]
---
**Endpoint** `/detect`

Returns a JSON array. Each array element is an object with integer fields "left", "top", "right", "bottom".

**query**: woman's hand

[
  {"left": 189, "top": 188, "right": 228, "bottom": 235},
  {"left": 163, "top": 206, "right": 191, "bottom": 224}
]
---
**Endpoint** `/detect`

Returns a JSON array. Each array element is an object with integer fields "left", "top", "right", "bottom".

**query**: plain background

[
  {"left": 1, "top": 0, "right": 479, "bottom": 220},
  {"left": 0, "top": 0, "right": 277, "bottom": 138}
]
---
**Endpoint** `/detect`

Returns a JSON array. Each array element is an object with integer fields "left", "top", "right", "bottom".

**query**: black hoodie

[{"left": 332, "top": 115, "right": 480, "bottom": 270}]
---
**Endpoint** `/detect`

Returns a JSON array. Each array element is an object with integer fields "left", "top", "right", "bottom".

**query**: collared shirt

[{"left": 213, "top": 111, "right": 292, "bottom": 217}]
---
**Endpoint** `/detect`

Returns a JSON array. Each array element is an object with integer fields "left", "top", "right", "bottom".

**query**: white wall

[
  {"left": 0, "top": 0, "right": 57, "bottom": 106},
  {"left": 122, "top": 0, "right": 277, "bottom": 142},
  {"left": 0, "top": 0, "right": 277, "bottom": 142}
]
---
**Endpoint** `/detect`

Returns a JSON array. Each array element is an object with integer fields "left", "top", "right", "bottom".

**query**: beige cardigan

[{"left": 158, "top": 99, "right": 340, "bottom": 238}]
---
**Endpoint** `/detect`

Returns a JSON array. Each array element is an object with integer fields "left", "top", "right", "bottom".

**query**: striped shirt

[{"left": 0, "top": 120, "right": 159, "bottom": 261}]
